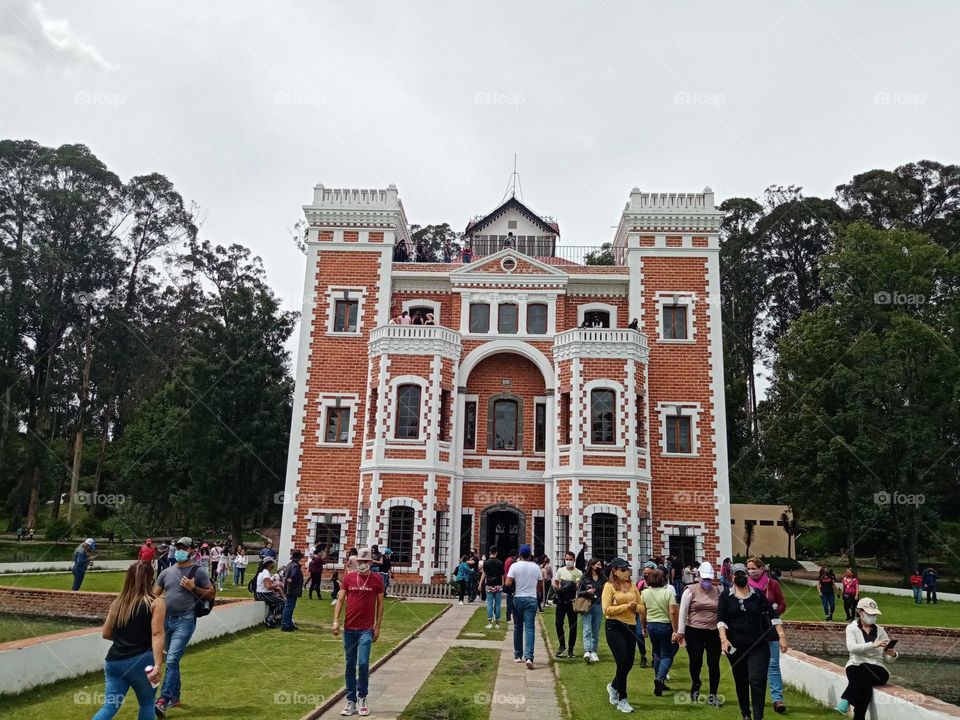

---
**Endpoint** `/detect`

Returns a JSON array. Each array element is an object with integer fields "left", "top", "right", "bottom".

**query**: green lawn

[
  {"left": 1, "top": 597, "right": 444, "bottom": 719},
  {"left": 780, "top": 581, "right": 959, "bottom": 627},
  {"left": 0, "top": 571, "right": 254, "bottom": 598},
  {"left": 457, "top": 605, "right": 508, "bottom": 641},
  {"left": 0, "top": 540, "right": 137, "bottom": 564},
  {"left": 540, "top": 608, "right": 836, "bottom": 720},
  {"left": 398, "top": 646, "right": 499, "bottom": 720},
  {"left": 0, "top": 613, "right": 99, "bottom": 644}
]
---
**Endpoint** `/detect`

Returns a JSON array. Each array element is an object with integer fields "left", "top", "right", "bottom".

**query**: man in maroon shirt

[{"left": 332, "top": 547, "right": 384, "bottom": 717}]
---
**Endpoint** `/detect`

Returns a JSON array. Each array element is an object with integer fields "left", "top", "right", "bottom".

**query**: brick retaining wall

[{"left": 784, "top": 621, "right": 960, "bottom": 661}]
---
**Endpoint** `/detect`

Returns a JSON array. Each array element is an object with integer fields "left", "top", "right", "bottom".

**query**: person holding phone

[
  {"left": 835, "top": 598, "right": 898, "bottom": 719},
  {"left": 717, "top": 563, "right": 788, "bottom": 720}
]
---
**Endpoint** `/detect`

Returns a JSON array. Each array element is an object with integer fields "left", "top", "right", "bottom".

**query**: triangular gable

[
  {"left": 451, "top": 248, "right": 570, "bottom": 278},
  {"left": 464, "top": 196, "right": 560, "bottom": 236}
]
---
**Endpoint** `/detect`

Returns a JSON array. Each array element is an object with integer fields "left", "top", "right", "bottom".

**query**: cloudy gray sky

[{"left": 2, "top": 1, "right": 958, "bottom": 348}]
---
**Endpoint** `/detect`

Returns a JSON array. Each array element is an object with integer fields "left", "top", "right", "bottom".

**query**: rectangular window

[
  {"left": 367, "top": 389, "right": 378, "bottom": 439},
  {"left": 463, "top": 401, "right": 477, "bottom": 450},
  {"left": 555, "top": 515, "right": 569, "bottom": 562},
  {"left": 590, "top": 389, "right": 616, "bottom": 444},
  {"left": 395, "top": 384, "right": 422, "bottom": 439},
  {"left": 324, "top": 407, "right": 351, "bottom": 443},
  {"left": 388, "top": 506, "right": 415, "bottom": 565},
  {"left": 459, "top": 513, "right": 473, "bottom": 557},
  {"left": 663, "top": 305, "right": 688, "bottom": 340},
  {"left": 635, "top": 394, "right": 644, "bottom": 447},
  {"left": 491, "top": 398, "right": 519, "bottom": 450},
  {"left": 534, "top": 402, "right": 546, "bottom": 452},
  {"left": 666, "top": 415, "right": 692, "bottom": 453},
  {"left": 356, "top": 508, "right": 369, "bottom": 546},
  {"left": 498, "top": 304, "right": 518, "bottom": 334},
  {"left": 439, "top": 389, "right": 451, "bottom": 442},
  {"left": 434, "top": 511, "right": 450, "bottom": 572},
  {"left": 314, "top": 523, "right": 341, "bottom": 564},
  {"left": 469, "top": 303, "right": 490, "bottom": 333},
  {"left": 560, "top": 392, "right": 571, "bottom": 445},
  {"left": 534, "top": 516, "right": 545, "bottom": 557},
  {"left": 759, "top": 520, "right": 775, "bottom": 526},
  {"left": 592, "top": 513, "right": 618, "bottom": 560},
  {"left": 334, "top": 299, "right": 359, "bottom": 332},
  {"left": 526, "top": 303, "right": 548, "bottom": 334}
]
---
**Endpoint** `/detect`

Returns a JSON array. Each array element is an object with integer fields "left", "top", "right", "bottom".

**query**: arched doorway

[{"left": 479, "top": 503, "right": 525, "bottom": 558}]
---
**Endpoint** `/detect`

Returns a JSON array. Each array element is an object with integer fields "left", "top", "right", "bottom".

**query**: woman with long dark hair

[
  {"left": 92, "top": 562, "right": 166, "bottom": 720},
  {"left": 577, "top": 557, "right": 605, "bottom": 663}
]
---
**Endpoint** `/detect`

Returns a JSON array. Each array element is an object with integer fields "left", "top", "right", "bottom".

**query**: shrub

[
  {"left": 44, "top": 518, "right": 72, "bottom": 543},
  {"left": 73, "top": 514, "right": 103, "bottom": 539}
]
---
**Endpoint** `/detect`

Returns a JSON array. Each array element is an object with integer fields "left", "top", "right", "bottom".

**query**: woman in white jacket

[{"left": 836, "top": 597, "right": 898, "bottom": 719}]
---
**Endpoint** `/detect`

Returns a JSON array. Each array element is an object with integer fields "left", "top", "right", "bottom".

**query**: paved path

[{"left": 488, "top": 615, "right": 562, "bottom": 720}]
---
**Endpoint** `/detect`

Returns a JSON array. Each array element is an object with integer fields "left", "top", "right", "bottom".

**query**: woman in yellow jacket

[{"left": 602, "top": 557, "right": 644, "bottom": 713}]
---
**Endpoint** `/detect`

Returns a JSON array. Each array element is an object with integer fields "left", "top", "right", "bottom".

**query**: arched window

[
  {"left": 590, "top": 389, "right": 616, "bottom": 444},
  {"left": 592, "top": 512, "right": 618, "bottom": 560},
  {"left": 387, "top": 506, "right": 415, "bottom": 565},
  {"left": 526, "top": 303, "right": 548, "bottom": 334},
  {"left": 395, "top": 384, "right": 422, "bottom": 439},
  {"left": 490, "top": 397, "right": 520, "bottom": 451}
]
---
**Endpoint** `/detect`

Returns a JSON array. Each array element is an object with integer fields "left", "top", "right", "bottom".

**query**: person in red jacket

[
  {"left": 747, "top": 557, "right": 788, "bottom": 714},
  {"left": 910, "top": 570, "right": 923, "bottom": 604},
  {"left": 139, "top": 538, "right": 156, "bottom": 565}
]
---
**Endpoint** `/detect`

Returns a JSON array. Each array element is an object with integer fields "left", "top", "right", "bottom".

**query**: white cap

[{"left": 698, "top": 561, "right": 715, "bottom": 580}]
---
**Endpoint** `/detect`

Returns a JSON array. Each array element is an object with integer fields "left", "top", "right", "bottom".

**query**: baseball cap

[
  {"left": 731, "top": 562, "right": 748, "bottom": 574},
  {"left": 175, "top": 536, "right": 194, "bottom": 548},
  {"left": 698, "top": 562, "right": 715, "bottom": 580},
  {"left": 519, "top": 544, "right": 532, "bottom": 556},
  {"left": 608, "top": 557, "right": 632, "bottom": 571},
  {"left": 856, "top": 597, "right": 882, "bottom": 615},
  {"left": 643, "top": 561, "right": 657, "bottom": 570},
  {"left": 262, "top": 557, "right": 275, "bottom": 566},
  {"left": 383, "top": 548, "right": 392, "bottom": 555},
  {"left": 85, "top": 538, "right": 97, "bottom": 550},
  {"left": 357, "top": 547, "right": 372, "bottom": 561}
]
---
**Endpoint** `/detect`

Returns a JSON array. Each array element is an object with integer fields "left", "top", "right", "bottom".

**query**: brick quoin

[{"left": 282, "top": 185, "right": 730, "bottom": 580}]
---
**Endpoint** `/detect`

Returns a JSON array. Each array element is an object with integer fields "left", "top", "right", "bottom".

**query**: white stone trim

[
  {"left": 388, "top": 375, "right": 429, "bottom": 442},
  {"left": 707, "top": 252, "right": 733, "bottom": 563},
  {"left": 657, "top": 520, "right": 706, "bottom": 561},
  {"left": 459, "top": 290, "right": 558, "bottom": 337},
  {"left": 325, "top": 285, "right": 369, "bottom": 336},
  {"left": 316, "top": 393, "right": 361, "bottom": 447},
  {"left": 401, "top": 298, "right": 442, "bottom": 325},
  {"left": 305, "top": 507, "right": 352, "bottom": 568},
  {"left": 583, "top": 503, "right": 628, "bottom": 558},
  {"left": 655, "top": 291, "right": 697, "bottom": 343},
  {"left": 656, "top": 401, "right": 701, "bottom": 457},
  {"left": 576, "top": 301, "right": 618, "bottom": 329},
  {"left": 379, "top": 496, "right": 425, "bottom": 572},
  {"left": 458, "top": 338, "right": 555, "bottom": 391}
]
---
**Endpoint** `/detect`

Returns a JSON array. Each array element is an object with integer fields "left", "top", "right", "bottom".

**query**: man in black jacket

[{"left": 282, "top": 550, "right": 305, "bottom": 631}]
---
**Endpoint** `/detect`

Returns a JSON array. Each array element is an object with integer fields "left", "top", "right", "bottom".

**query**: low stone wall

[
  {"left": 783, "top": 577, "right": 959, "bottom": 603},
  {"left": 784, "top": 621, "right": 960, "bottom": 661},
  {"left": 0, "top": 585, "right": 243, "bottom": 622}
]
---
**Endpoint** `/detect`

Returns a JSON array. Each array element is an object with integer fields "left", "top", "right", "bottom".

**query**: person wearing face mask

[
  {"left": 152, "top": 537, "right": 214, "bottom": 717},
  {"left": 553, "top": 550, "right": 583, "bottom": 659},
  {"left": 717, "top": 563, "right": 788, "bottom": 720},
  {"left": 639, "top": 569, "right": 679, "bottom": 697},
  {"left": 633, "top": 562, "right": 656, "bottom": 669},
  {"left": 577, "top": 557, "right": 605, "bottom": 663},
  {"left": 602, "top": 557, "right": 644, "bottom": 713},
  {"left": 746, "top": 557, "right": 789, "bottom": 714},
  {"left": 674, "top": 562, "right": 722, "bottom": 706},
  {"left": 835, "top": 598, "right": 897, "bottom": 719},
  {"left": 332, "top": 547, "right": 384, "bottom": 717}
]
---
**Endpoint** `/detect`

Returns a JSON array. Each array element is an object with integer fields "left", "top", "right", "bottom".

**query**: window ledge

[
  {"left": 388, "top": 438, "right": 426, "bottom": 445},
  {"left": 657, "top": 338, "right": 696, "bottom": 344},
  {"left": 585, "top": 445, "right": 625, "bottom": 452},
  {"left": 318, "top": 441, "right": 353, "bottom": 448},
  {"left": 328, "top": 331, "right": 362, "bottom": 337},
  {"left": 488, "top": 450, "right": 523, "bottom": 456},
  {"left": 661, "top": 451, "right": 699, "bottom": 458}
]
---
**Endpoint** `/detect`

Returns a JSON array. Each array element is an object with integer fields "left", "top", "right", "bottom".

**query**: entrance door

[
  {"left": 485, "top": 510, "right": 520, "bottom": 558},
  {"left": 668, "top": 536, "right": 696, "bottom": 566}
]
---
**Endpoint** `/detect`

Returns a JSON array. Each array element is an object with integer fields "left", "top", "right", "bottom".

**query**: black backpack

[
  {"left": 186, "top": 565, "right": 215, "bottom": 617},
  {"left": 247, "top": 576, "right": 257, "bottom": 593}
]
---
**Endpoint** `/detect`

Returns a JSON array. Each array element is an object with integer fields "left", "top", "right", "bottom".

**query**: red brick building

[{"left": 279, "top": 184, "right": 732, "bottom": 582}]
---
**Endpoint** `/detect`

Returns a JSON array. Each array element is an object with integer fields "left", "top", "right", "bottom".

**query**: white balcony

[
  {"left": 368, "top": 324, "right": 462, "bottom": 359},
  {"left": 553, "top": 327, "right": 649, "bottom": 362}
]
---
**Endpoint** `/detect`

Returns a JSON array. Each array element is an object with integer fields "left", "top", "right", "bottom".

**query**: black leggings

[
  {"left": 555, "top": 601, "right": 577, "bottom": 652},
  {"left": 685, "top": 626, "right": 721, "bottom": 696},
  {"left": 605, "top": 620, "right": 637, "bottom": 702},
  {"left": 255, "top": 592, "right": 285, "bottom": 621},
  {"left": 727, "top": 638, "right": 770, "bottom": 720},
  {"left": 842, "top": 663, "right": 889, "bottom": 720},
  {"left": 308, "top": 572, "right": 323, "bottom": 599},
  {"left": 458, "top": 580, "right": 469, "bottom": 602},
  {"left": 843, "top": 593, "right": 857, "bottom": 620}
]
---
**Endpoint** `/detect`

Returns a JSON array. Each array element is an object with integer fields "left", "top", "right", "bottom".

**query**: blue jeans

[
  {"left": 582, "top": 603, "right": 603, "bottom": 653},
  {"left": 380, "top": 572, "right": 390, "bottom": 596},
  {"left": 344, "top": 628, "right": 373, "bottom": 702},
  {"left": 820, "top": 592, "right": 835, "bottom": 618},
  {"left": 234, "top": 566, "right": 245, "bottom": 586},
  {"left": 647, "top": 622, "right": 676, "bottom": 680},
  {"left": 913, "top": 586, "right": 922, "bottom": 604},
  {"left": 768, "top": 639, "right": 783, "bottom": 702},
  {"left": 92, "top": 649, "right": 156, "bottom": 720},
  {"left": 633, "top": 615, "right": 647, "bottom": 658},
  {"left": 486, "top": 590, "right": 502, "bottom": 622},
  {"left": 512, "top": 596, "right": 537, "bottom": 660},
  {"left": 72, "top": 566, "right": 86, "bottom": 591},
  {"left": 160, "top": 614, "right": 197, "bottom": 702},
  {"left": 281, "top": 595, "right": 298, "bottom": 629}
]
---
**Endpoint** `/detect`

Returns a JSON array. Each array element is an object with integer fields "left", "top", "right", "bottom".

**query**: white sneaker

[
  {"left": 331, "top": 599, "right": 336, "bottom": 605},
  {"left": 514, "top": 657, "right": 522, "bottom": 663},
  {"left": 583, "top": 651, "right": 591, "bottom": 662},
  {"left": 358, "top": 698, "right": 369, "bottom": 717},
  {"left": 617, "top": 698, "right": 634, "bottom": 713},
  {"left": 458, "top": 600, "right": 464, "bottom": 605},
  {"left": 607, "top": 684, "right": 619, "bottom": 705},
  {"left": 495, "top": 623, "right": 500, "bottom": 629},
  {"left": 591, "top": 652, "right": 600, "bottom": 663},
  {"left": 485, "top": 623, "right": 493, "bottom": 629},
  {"left": 525, "top": 658, "right": 534, "bottom": 670},
  {"left": 340, "top": 700, "right": 356, "bottom": 716}
]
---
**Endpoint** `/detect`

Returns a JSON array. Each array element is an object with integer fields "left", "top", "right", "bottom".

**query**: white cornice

[{"left": 552, "top": 328, "right": 649, "bottom": 363}]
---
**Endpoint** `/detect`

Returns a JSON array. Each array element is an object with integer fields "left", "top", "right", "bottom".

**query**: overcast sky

[{"left": 2, "top": 1, "right": 958, "bottom": 366}]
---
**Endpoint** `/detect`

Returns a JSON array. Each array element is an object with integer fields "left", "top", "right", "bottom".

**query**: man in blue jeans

[
  {"left": 505, "top": 544, "right": 541, "bottom": 670},
  {"left": 282, "top": 549, "right": 305, "bottom": 631},
  {"left": 333, "top": 547, "right": 384, "bottom": 717},
  {"left": 71, "top": 538, "right": 97, "bottom": 591},
  {"left": 153, "top": 536, "right": 213, "bottom": 716}
]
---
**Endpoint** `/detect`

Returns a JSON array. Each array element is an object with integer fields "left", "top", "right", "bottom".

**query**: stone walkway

[{"left": 312, "top": 603, "right": 561, "bottom": 720}]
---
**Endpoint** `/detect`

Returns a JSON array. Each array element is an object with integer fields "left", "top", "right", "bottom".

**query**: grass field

[
  {"left": 1, "top": 597, "right": 444, "bottom": 720},
  {"left": 0, "top": 613, "right": 99, "bottom": 644},
  {"left": 457, "top": 605, "right": 509, "bottom": 641},
  {"left": 0, "top": 540, "right": 138, "bottom": 564},
  {"left": 398, "top": 646, "right": 500, "bottom": 720},
  {"left": 540, "top": 607, "right": 837, "bottom": 720}
]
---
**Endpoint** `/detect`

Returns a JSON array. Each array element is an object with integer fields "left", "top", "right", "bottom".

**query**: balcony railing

[
  {"left": 368, "top": 324, "right": 462, "bottom": 357},
  {"left": 553, "top": 328, "right": 649, "bottom": 361}
]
